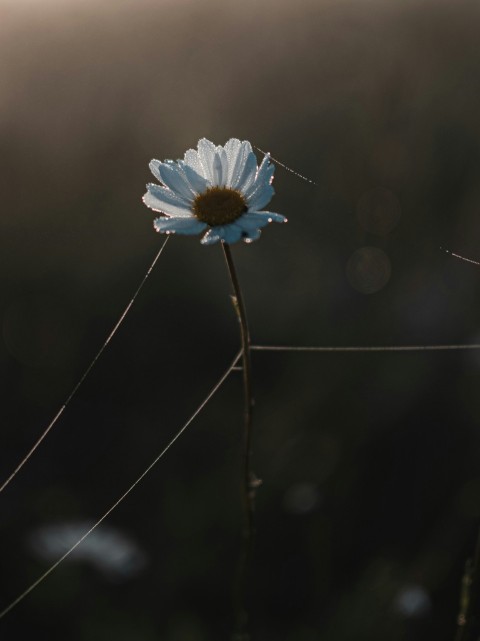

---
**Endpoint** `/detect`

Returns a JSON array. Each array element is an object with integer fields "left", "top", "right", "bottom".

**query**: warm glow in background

[{"left": 1, "top": 1, "right": 480, "bottom": 639}]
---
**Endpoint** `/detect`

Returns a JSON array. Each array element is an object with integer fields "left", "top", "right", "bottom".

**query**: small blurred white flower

[
  {"left": 28, "top": 521, "right": 146, "bottom": 580},
  {"left": 143, "top": 138, "right": 287, "bottom": 245}
]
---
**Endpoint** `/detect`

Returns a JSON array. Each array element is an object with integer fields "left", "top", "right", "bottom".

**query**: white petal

[
  {"left": 197, "top": 138, "right": 216, "bottom": 183},
  {"left": 248, "top": 210, "right": 287, "bottom": 223},
  {"left": 212, "top": 149, "right": 227, "bottom": 187},
  {"left": 242, "top": 228, "right": 262, "bottom": 243},
  {"left": 246, "top": 184, "right": 274, "bottom": 211},
  {"left": 236, "top": 212, "right": 272, "bottom": 230},
  {"left": 200, "top": 228, "right": 223, "bottom": 245},
  {"left": 200, "top": 225, "right": 243, "bottom": 245},
  {"left": 149, "top": 158, "right": 164, "bottom": 183},
  {"left": 143, "top": 184, "right": 193, "bottom": 217},
  {"left": 224, "top": 139, "right": 243, "bottom": 186},
  {"left": 229, "top": 141, "right": 254, "bottom": 189},
  {"left": 218, "top": 223, "right": 243, "bottom": 244},
  {"left": 233, "top": 150, "right": 257, "bottom": 193},
  {"left": 184, "top": 148, "right": 208, "bottom": 179},
  {"left": 219, "top": 147, "right": 230, "bottom": 186},
  {"left": 257, "top": 153, "right": 275, "bottom": 184},
  {"left": 154, "top": 216, "right": 207, "bottom": 235},
  {"left": 244, "top": 154, "right": 275, "bottom": 199},
  {"left": 149, "top": 160, "right": 195, "bottom": 202},
  {"left": 178, "top": 161, "right": 209, "bottom": 194}
]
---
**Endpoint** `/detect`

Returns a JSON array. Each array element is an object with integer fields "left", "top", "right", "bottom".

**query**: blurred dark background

[{"left": 2, "top": 0, "right": 480, "bottom": 639}]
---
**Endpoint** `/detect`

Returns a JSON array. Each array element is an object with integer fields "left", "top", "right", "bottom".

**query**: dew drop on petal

[{"left": 346, "top": 247, "right": 391, "bottom": 294}]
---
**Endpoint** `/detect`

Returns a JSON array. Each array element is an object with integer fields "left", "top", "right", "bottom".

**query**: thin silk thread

[
  {"left": 442, "top": 247, "right": 480, "bottom": 267},
  {"left": 254, "top": 146, "right": 317, "bottom": 185},
  {"left": 0, "top": 237, "right": 170, "bottom": 496},
  {"left": 0, "top": 349, "right": 242, "bottom": 620}
]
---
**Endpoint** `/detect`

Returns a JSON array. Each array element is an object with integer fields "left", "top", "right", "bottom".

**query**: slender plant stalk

[
  {"left": 222, "top": 242, "right": 258, "bottom": 641},
  {"left": 454, "top": 527, "right": 480, "bottom": 641}
]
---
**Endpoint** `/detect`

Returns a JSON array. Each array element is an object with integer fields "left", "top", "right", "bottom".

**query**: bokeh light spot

[
  {"left": 346, "top": 247, "right": 392, "bottom": 294},
  {"left": 393, "top": 585, "right": 432, "bottom": 618},
  {"left": 356, "top": 188, "right": 401, "bottom": 236},
  {"left": 283, "top": 483, "right": 319, "bottom": 515}
]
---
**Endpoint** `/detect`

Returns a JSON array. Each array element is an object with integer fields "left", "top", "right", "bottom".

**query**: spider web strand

[
  {"left": 0, "top": 237, "right": 170, "bottom": 496},
  {"left": 251, "top": 344, "right": 480, "bottom": 353},
  {"left": 0, "top": 348, "right": 242, "bottom": 619},
  {"left": 254, "top": 146, "right": 317, "bottom": 185},
  {"left": 442, "top": 247, "right": 480, "bottom": 267}
]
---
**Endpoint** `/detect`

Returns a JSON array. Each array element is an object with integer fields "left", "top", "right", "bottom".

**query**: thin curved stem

[{"left": 222, "top": 243, "right": 257, "bottom": 641}]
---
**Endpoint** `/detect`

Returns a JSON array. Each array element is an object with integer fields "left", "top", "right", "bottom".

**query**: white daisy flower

[{"left": 142, "top": 138, "right": 287, "bottom": 245}]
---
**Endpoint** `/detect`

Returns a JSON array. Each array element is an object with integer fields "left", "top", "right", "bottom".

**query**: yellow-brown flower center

[{"left": 193, "top": 187, "right": 247, "bottom": 226}]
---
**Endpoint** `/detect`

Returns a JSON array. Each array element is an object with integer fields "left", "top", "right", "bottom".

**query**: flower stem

[
  {"left": 454, "top": 527, "right": 480, "bottom": 641},
  {"left": 222, "top": 242, "right": 257, "bottom": 641}
]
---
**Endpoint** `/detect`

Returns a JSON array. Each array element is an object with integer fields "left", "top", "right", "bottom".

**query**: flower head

[{"left": 143, "top": 138, "right": 287, "bottom": 245}]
